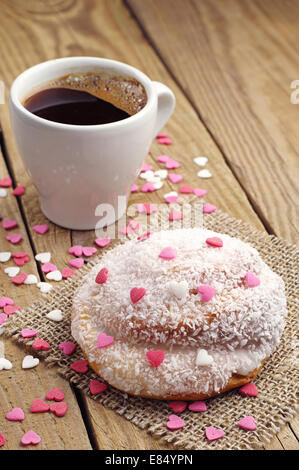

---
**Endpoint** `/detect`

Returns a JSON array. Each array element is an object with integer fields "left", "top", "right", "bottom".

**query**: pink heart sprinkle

[
  {"left": 193, "top": 188, "right": 207, "bottom": 197},
  {"left": 130, "top": 287, "right": 146, "bottom": 304},
  {"left": 203, "top": 204, "right": 217, "bottom": 214},
  {"left": 95, "top": 237, "right": 111, "bottom": 248},
  {"left": 3, "top": 305, "right": 20, "bottom": 315},
  {"left": 21, "top": 329, "right": 38, "bottom": 338},
  {"left": 158, "top": 137, "right": 172, "bottom": 145},
  {"left": 239, "top": 382, "right": 258, "bottom": 397},
  {"left": 12, "top": 185, "right": 25, "bottom": 196},
  {"left": 21, "top": 430, "right": 41, "bottom": 446},
  {"left": 205, "top": 426, "right": 225, "bottom": 441},
  {"left": 68, "top": 245, "right": 83, "bottom": 256},
  {"left": 6, "top": 233, "right": 22, "bottom": 244},
  {"left": 62, "top": 267, "right": 75, "bottom": 279},
  {"left": 246, "top": 272, "right": 260, "bottom": 287},
  {"left": 206, "top": 236, "right": 223, "bottom": 247},
  {"left": 3, "top": 218, "right": 18, "bottom": 230},
  {"left": 33, "top": 224, "right": 49, "bottom": 234},
  {"left": 12, "top": 273, "right": 27, "bottom": 285},
  {"left": 120, "top": 225, "right": 134, "bottom": 236},
  {"left": 0, "top": 433, "right": 6, "bottom": 447},
  {"left": 89, "top": 380, "right": 108, "bottom": 395},
  {"left": 42, "top": 262, "right": 58, "bottom": 273},
  {"left": 188, "top": 401, "right": 207, "bottom": 412},
  {"left": 97, "top": 332, "right": 114, "bottom": 348},
  {"left": 141, "top": 163, "right": 154, "bottom": 172},
  {"left": 138, "top": 203, "right": 157, "bottom": 214},
  {"left": 46, "top": 388, "right": 64, "bottom": 402},
  {"left": 237, "top": 416, "right": 256, "bottom": 431},
  {"left": 13, "top": 251, "right": 29, "bottom": 258},
  {"left": 0, "top": 297, "right": 14, "bottom": 308},
  {"left": 169, "top": 209, "right": 183, "bottom": 221},
  {"left": 95, "top": 267, "right": 108, "bottom": 284},
  {"left": 165, "top": 195, "right": 178, "bottom": 204},
  {"left": 131, "top": 183, "right": 139, "bottom": 193},
  {"left": 71, "top": 360, "right": 88, "bottom": 374},
  {"left": 59, "top": 341, "right": 77, "bottom": 355},
  {"left": 159, "top": 246, "right": 176, "bottom": 260},
  {"left": 168, "top": 401, "right": 188, "bottom": 413},
  {"left": 157, "top": 154, "right": 171, "bottom": 163},
  {"left": 179, "top": 184, "right": 193, "bottom": 194},
  {"left": 0, "top": 314, "right": 8, "bottom": 325},
  {"left": 50, "top": 402, "right": 68, "bottom": 417},
  {"left": 69, "top": 257, "right": 84, "bottom": 269},
  {"left": 137, "top": 231, "right": 153, "bottom": 241},
  {"left": 198, "top": 285, "right": 216, "bottom": 302},
  {"left": 168, "top": 173, "right": 183, "bottom": 184},
  {"left": 82, "top": 246, "right": 97, "bottom": 257},
  {"left": 13, "top": 255, "right": 29, "bottom": 266},
  {"left": 166, "top": 414, "right": 185, "bottom": 430},
  {"left": 6, "top": 407, "right": 25, "bottom": 421},
  {"left": 30, "top": 398, "right": 50, "bottom": 413},
  {"left": 128, "top": 220, "right": 140, "bottom": 231},
  {"left": 32, "top": 338, "right": 51, "bottom": 351},
  {"left": 156, "top": 133, "right": 168, "bottom": 139},
  {"left": 141, "top": 182, "right": 156, "bottom": 193},
  {"left": 165, "top": 159, "right": 180, "bottom": 169},
  {"left": 146, "top": 350, "right": 165, "bottom": 367},
  {"left": 0, "top": 177, "right": 12, "bottom": 187}
]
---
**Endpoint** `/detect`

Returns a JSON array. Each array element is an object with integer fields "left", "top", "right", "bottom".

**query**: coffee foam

[{"left": 24, "top": 72, "right": 147, "bottom": 116}]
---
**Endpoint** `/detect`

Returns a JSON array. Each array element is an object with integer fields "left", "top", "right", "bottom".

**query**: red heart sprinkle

[
  {"left": 3, "top": 218, "right": 18, "bottom": 230},
  {"left": 130, "top": 287, "right": 146, "bottom": 304},
  {"left": 188, "top": 401, "right": 207, "bottom": 412},
  {"left": 46, "top": 388, "right": 64, "bottom": 402},
  {"left": 97, "top": 332, "right": 114, "bottom": 348},
  {"left": 21, "top": 430, "right": 41, "bottom": 446},
  {"left": 166, "top": 414, "right": 185, "bottom": 430},
  {"left": 12, "top": 273, "right": 27, "bottom": 285},
  {"left": 12, "top": 185, "right": 25, "bottom": 196},
  {"left": 206, "top": 236, "right": 223, "bottom": 247},
  {"left": 13, "top": 255, "right": 29, "bottom": 266},
  {"left": 50, "top": 402, "right": 68, "bottom": 417},
  {"left": 32, "top": 338, "right": 51, "bottom": 351},
  {"left": 89, "top": 380, "right": 108, "bottom": 395},
  {"left": 71, "top": 360, "right": 88, "bottom": 374},
  {"left": 137, "top": 231, "right": 153, "bottom": 241},
  {"left": 95, "top": 267, "right": 108, "bottom": 284},
  {"left": 239, "top": 382, "right": 258, "bottom": 397},
  {"left": 59, "top": 341, "right": 76, "bottom": 355},
  {"left": 3, "top": 305, "right": 20, "bottom": 315},
  {"left": 0, "top": 177, "right": 12, "bottom": 187},
  {"left": 30, "top": 398, "right": 50, "bottom": 413},
  {"left": 179, "top": 184, "right": 193, "bottom": 194},
  {"left": 237, "top": 415, "right": 256, "bottom": 431},
  {"left": 158, "top": 137, "right": 172, "bottom": 145},
  {"left": 146, "top": 350, "right": 165, "bottom": 367},
  {"left": 0, "top": 433, "right": 6, "bottom": 447},
  {"left": 168, "top": 401, "right": 188, "bottom": 413},
  {"left": 205, "top": 426, "right": 225, "bottom": 441},
  {"left": 62, "top": 267, "right": 75, "bottom": 279},
  {"left": 12, "top": 251, "right": 28, "bottom": 258},
  {"left": 6, "top": 233, "right": 22, "bottom": 244},
  {"left": 21, "top": 329, "right": 38, "bottom": 338}
]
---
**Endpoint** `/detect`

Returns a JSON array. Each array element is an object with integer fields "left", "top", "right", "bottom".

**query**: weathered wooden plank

[{"left": 127, "top": 0, "right": 299, "bottom": 244}]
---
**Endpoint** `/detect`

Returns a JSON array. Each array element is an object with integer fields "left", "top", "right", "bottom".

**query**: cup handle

[{"left": 152, "top": 81, "right": 175, "bottom": 137}]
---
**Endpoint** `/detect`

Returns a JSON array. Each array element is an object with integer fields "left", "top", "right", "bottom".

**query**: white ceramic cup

[{"left": 9, "top": 57, "right": 175, "bottom": 229}]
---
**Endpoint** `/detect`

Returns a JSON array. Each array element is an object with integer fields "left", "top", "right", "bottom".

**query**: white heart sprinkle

[
  {"left": 0, "top": 252, "right": 11, "bottom": 263},
  {"left": 163, "top": 191, "right": 178, "bottom": 199},
  {"left": 22, "top": 355, "right": 39, "bottom": 369},
  {"left": 167, "top": 280, "right": 189, "bottom": 299},
  {"left": 0, "top": 327, "right": 5, "bottom": 336},
  {"left": 146, "top": 175, "right": 161, "bottom": 184},
  {"left": 35, "top": 252, "right": 51, "bottom": 264},
  {"left": 140, "top": 170, "right": 154, "bottom": 180},
  {"left": 4, "top": 266, "right": 20, "bottom": 277},
  {"left": 197, "top": 169, "right": 212, "bottom": 179},
  {"left": 193, "top": 156, "right": 208, "bottom": 167},
  {"left": 37, "top": 282, "right": 53, "bottom": 294},
  {"left": 196, "top": 349, "right": 214, "bottom": 366},
  {"left": 46, "top": 270, "right": 62, "bottom": 281},
  {"left": 0, "top": 188, "right": 8, "bottom": 198},
  {"left": 24, "top": 274, "right": 38, "bottom": 285},
  {"left": 154, "top": 169, "right": 168, "bottom": 180},
  {"left": 46, "top": 309, "right": 63, "bottom": 322},
  {"left": 153, "top": 181, "right": 164, "bottom": 190},
  {"left": 0, "top": 357, "right": 13, "bottom": 370}
]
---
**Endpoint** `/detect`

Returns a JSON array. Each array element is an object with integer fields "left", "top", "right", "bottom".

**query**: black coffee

[{"left": 23, "top": 72, "right": 147, "bottom": 126}]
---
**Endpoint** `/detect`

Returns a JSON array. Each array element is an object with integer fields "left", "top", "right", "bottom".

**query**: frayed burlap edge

[{"left": 3, "top": 210, "right": 298, "bottom": 450}]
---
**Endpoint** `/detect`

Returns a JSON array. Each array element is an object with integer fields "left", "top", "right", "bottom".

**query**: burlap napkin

[{"left": 3, "top": 210, "right": 298, "bottom": 450}]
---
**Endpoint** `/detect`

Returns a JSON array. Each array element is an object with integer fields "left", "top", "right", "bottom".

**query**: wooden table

[{"left": 0, "top": 0, "right": 298, "bottom": 450}]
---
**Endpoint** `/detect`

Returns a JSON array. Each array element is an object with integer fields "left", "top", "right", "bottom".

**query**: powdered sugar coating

[{"left": 71, "top": 228, "right": 286, "bottom": 398}]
